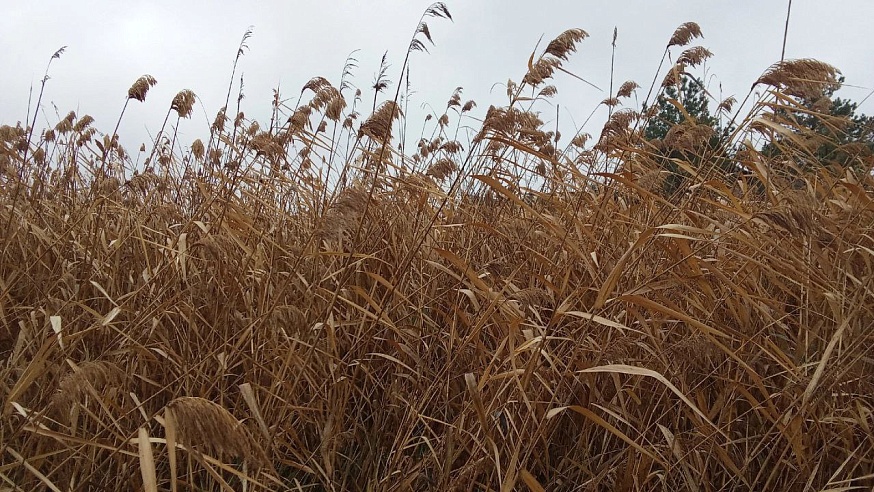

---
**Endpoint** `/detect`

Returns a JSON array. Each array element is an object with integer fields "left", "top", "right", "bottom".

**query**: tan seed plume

[
  {"left": 127, "top": 75, "right": 157, "bottom": 102},
  {"left": 668, "top": 22, "right": 703, "bottom": 47},
  {"left": 165, "top": 396, "right": 267, "bottom": 468}
]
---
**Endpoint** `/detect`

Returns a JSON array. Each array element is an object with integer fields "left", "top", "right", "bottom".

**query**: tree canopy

[
  {"left": 642, "top": 72, "right": 874, "bottom": 197},
  {"left": 761, "top": 76, "right": 874, "bottom": 172},
  {"left": 642, "top": 74, "right": 735, "bottom": 196}
]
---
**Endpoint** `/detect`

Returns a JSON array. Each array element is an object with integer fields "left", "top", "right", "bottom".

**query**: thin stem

[
  {"left": 145, "top": 108, "right": 173, "bottom": 171},
  {"left": 208, "top": 27, "right": 253, "bottom": 161},
  {"left": 3, "top": 47, "right": 65, "bottom": 256},
  {"left": 23, "top": 47, "right": 65, "bottom": 168},
  {"left": 102, "top": 97, "right": 131, "bottom": 171},
  {"left": 781, "top": 0, "right": 793, "bottom": 62},
  {"left": 609, "top": 27, "right": 617, "bottom": 119}
]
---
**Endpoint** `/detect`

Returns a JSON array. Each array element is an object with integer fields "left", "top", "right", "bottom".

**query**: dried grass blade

[
  {"left": 164, "top": 409, "right": 178, "bottom": 492},
  {"left": 137, "top": 427, "right": 158, "bottom": 492},
  {"left": 5, "top": 447, "right": 62, "bottom": 492},
  {"left": 546, "top": 405, "right": 665, "bottom": 467},
  {"left": 434, "top": 248, "right": 490, "bottom": 293},
  {"left": 619, "top": 294, "right": 732, "bottom": 340},
  {"left": 239, "top": 383, "right": 271, "bottom": 444},
  {"left": 472, "top": 173, "right": 566, "bottom": 235},
  {"left": 555, "top": 309, "right": 644, "bottom": 335},
  {"left": 594, "top": 228, "right": 655, "bottom": 309},
  {"left": 519, "top": 469, "right": 546, "bottom": 492},
  {"left": 579, "top": 364, "right": 728, "bottom": 440},
  {"left": 657, "top": 425, "right": 701, "bottom": 492},
  {"left": 368, "top": 352, "right": 416, "bottom": 375},
  {"left": 100, "top": 306, "right": 122, "bottom": 326},
  {"left": 3, "top": 340, "right": 53, "bottom": 416},
  {"left": 802, "top": 315, "right": 853, "bottom": 408},
  {"left": 49, "top": 316, "right": 62, "bottom": 349}
]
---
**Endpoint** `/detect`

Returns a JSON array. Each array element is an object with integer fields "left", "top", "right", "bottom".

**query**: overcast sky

[{"left": 2, "top": 0, "right": 872, "bottom": 160}]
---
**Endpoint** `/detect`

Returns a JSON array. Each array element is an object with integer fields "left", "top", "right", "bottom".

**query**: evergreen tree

[
  {"left": 644, "top": 75, "right": 720, "bottom": 141},
  {"left": 762, "top": 77, "right": 874, "bottom": 173},
  {"left": 642, "top": 74, "right": 735, "bottom": 196}
]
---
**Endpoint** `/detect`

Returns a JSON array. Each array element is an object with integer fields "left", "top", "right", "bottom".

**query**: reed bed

[{"left": 1, "top": 5, "right": 873, "bottom": 490}]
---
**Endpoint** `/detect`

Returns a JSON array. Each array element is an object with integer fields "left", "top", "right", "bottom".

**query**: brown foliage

[{"left": 2, "top": 14, "right": 873, "bottom": 492}]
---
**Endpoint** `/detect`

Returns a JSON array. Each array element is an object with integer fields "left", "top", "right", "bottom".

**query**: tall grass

[{"left": 2, "top": 5, "right": 873, "bottom": 490}]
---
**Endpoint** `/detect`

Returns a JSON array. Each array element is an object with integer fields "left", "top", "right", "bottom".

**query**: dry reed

[{"left": 1, "top": 8, "right": 873, "bottom": 492}]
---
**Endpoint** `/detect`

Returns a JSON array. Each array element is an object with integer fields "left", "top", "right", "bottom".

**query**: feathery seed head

[
  {"left": 523, "top": 57, "right": 561, "bottom": 86},
  {"left": 191, "top": 139, "right": 204, "bottom": 161},
  {"left": 677, "top": 46, "right": 713, "bottom": 67},
  {"left": 539, "top": 85, "right": 558, "bottom": 98},
  {"left": 755, "top": 58, "right": 841, "bottom": 100},
  {"left": 616, "top": 80, "right": 640, "bottom": 98},
  {"left": 447, "top": 87, "right": 462, "bottom": 108},
  {"left": 343, "top": 115, "right": 355, "bottom": 130},
  {"left": 290, "top": 106, "right": 312, "bottom": 132},
  {"left": 571, "top": 133, "right": 590, "bottom": 148},
  {"left": 424, "top": 2, "right": 451, "bottom": 20},
  {"left": 171, "top": 90, "right": 196, "bottom": 118},
  {"left": 306, "top": 79, "right": 346, "bottom": 121},
  {"left": 664, "top": 121, "right": 715, "bottom": 151},
  {"left": 440, "top": 140, "right": 463, "bottom": 154},
  {"left": 165, "top": 397, "right": 267, "bottom": 468},
  {"left": 250, "top": 132, "right": 284, "bottom": 160},
  {"left": 602, "top": 108, "right": 638, "bottom": 136},
  {"left": 359, "top": 101, "right": 402, "bottom": 141},
  {"left": 302, "top": 76, "right": 331, "bottom": 94},
  {"left": 60, "top": 112, "right": 76, "bottom": 132},
  {"left": 319, "top": 187, "right": 374, "bottom": 241},
  {"left": 417, "top": 22, "right": 434, "bottom": 46},
  {"left": 544, "top": 28, "right": 589, "bottom": 61},
  {"left": 127, "top": 75, "right": 157, "bottom": 102},
  {"left": 208, "top": 147, "right": 222, "bottom": 165},
  {"left": 427, "top": 157, "right": 457, "bottom": 181},
  {"left": 668, "top": 22, "right": 703, "bottom": 47},
  {"left": 53, "top": 361, "right": 126, "bottom": 411},
  {"left": 326, "top": 96, "right": 346, "bottom": 121},
  {"left": 73, "top": 115, "right": 94, "bottom": 133},
  {"left": 212, "top": 107, "right": 227, "bottom": 133},
  {"left": 0, "top": 124, "right": 23, "bottom": 143},
  {"left": 662, "top": 62, "right": 687, "bottom": 87},
  {"left": 32, "top": 147, "right": 45, "bottom": 165},
  {"left": 717, "top": 96, "right": 737, "bottom": 113}
]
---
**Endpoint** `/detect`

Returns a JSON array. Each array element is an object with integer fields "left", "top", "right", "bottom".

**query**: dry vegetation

[{"left": 2, "top": 4, "right": 874, "bottom": 491}]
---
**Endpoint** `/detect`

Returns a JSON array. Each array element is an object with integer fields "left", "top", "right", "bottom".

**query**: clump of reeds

[{"left": 1, "top": 5, "right": 873, "bottom": 491}]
